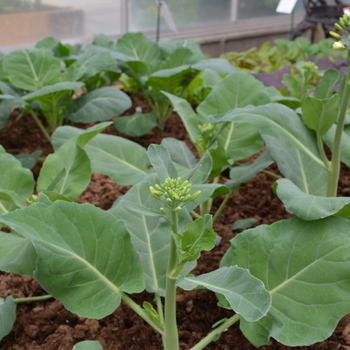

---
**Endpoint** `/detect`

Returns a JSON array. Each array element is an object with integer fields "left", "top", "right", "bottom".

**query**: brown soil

[{"left": 1, "top": 96, "right": 350, "bottom": 350}]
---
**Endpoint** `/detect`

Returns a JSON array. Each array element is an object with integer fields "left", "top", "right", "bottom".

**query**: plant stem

[
  {"left": 261, "top": 170, "right": 282, "bottom": 179},
  {"left": 190, "top": 210, "right": 201, "bottom": 219},
  {"left": 29, "top": 109, "right": 51, "bottom": 143},
  {"left": 14, "top": 294, "right": 53, "bottom": 303},
  {"left": 327, "top": 63, "right": 350, "bottom": 197},
  {"left": 121, "top": 293, "right": 165, "bottom": 336},
  {"left": 164, "top": 210, "right": 180, "bottom": 350},
  {"left": 189, "top": 314, "right": 240, "bottom": 350},
  {"left": 212, "top": 190, "right": 233, "bottom": 223}
]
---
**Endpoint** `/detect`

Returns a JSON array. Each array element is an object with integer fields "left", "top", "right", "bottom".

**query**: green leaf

[
  {"left": 221, "top": 216, "right": 350, "bottom": 346},
  {"left": 192, "top": 58, "right": 235, "bottom": 74},
  {"left": 68, "top": 87, "right": 131, "bottom": 123},
  {"left": 116, "top": 32, "right": 160, "bottom": 73},
  {"left": 143, "top": 302, "right": 164, "bottom": 332},
  {"left": 275, "top": 178, "right": 350, "bottom": 220},
  {"left": 0, "top": 202, "right": 145, "bottom": 319},
  {"left": 212, "top": 104, "right": 328, "bottom": 195},
  {"left": 113, "top": 112, "right": 157, "bottom": 137},
  {"left": 0, "top": 146, "right": 34, "bottom": 215},
  {"left": 231, "top": 218, "right": 257, "bottom": 231},
  {"left": 160, "top": 138, "right": 197, "bottom": 170},
  {"left": 315, "top": 69, "right": 340, "bottom": 99},
  {"left": 52, "top": 127, "right": 152, "bottom": 186},
  {"left": 147, "top": 66, "right": 194, "bottom": 92},
  {"left": 147, "top": 144, "right": 178, "bottom": 183},
  {"left": 197, "top": 71, "right": 268, "bottom": 161},
  {"left": 177, "top": 215, "right": 216, "bottom": 262},
  {"left": 0, "top": 231, "right": 36, "bottom": 275},
  {"left": 162, "top": 92, "right": 201, "bottom": 145},
  {"left": 0, "top": 296, "right": 16, "bottom": 342},
  {"left": 2, "top": 49, "right": 62, "bottom": 91},
  {"left": 110, "top": 174, "right": 192, "bottom": 295},
  {"left": 178, "top": 266, "right": 271, "bottom": 322},
  {"left": 37, "top": 143, "right": 90, "bottom": 201},
  {"left": 72, "top": 341, "right": 103, "bottom": 350},
  {"left": 227, "top": 150, "right": 274, "bottom": 189},
  {"left": 70, "top": 45, "right": 117, "bottom": 81},
  {"left": 15, "top": 150, "right": 42, "bottom": 170},
  {"left": 23, "top": 82, "right": 84, "bottom": 101},
  {"left": 302, "top": 95, "right": 339, "bottom": 136},
  {"left": 37, "top": 123, "right": 110, "bottom": 201}
]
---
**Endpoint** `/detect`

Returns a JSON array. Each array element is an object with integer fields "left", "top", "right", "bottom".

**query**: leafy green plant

[
  {"left": 91, "top": 32, "right": 233, "bottom": 134},
  {"left": 0, "top": 47, "right": 131, "bottom": 141}
]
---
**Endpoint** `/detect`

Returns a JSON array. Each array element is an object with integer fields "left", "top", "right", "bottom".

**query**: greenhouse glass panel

[{"left": 0, "top": 0, "right": 123, "bottom": 49}]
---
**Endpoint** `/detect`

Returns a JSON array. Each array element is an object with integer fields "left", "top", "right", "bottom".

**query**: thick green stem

[
  {"left": 121, "top": 293, "right": 165, "bottom": 336},
  {"left": 327, "top": 64, "right": 350, "bottom": 197},
  {"left": 190, "top": 314, "right": 240, "bottom": 350},
  {"left": 14, "top": 294, "right": 53, "bottom": 303},
  {"left": 29, "top": 110, "right": 51, "bottom": 142},
  {"left": 164, "top": 210, "right": 180, "bottom": 350},
  {"left": 212, "top": 190, "right": 233, "bottom": 223},
  {"left": 200, "top": 177, "right": 219, "bottom": 216}
]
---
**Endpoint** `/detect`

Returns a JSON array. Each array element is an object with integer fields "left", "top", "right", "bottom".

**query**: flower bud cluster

[
  {"left": 150, "top": 177, "right": 201, "bottom": 213},
  {"left": 330, "top": 14, "right": 350, "bottom": 50},
  {"left": 301, "top": 61, "right": 318, "bottom": 83},
  {"left": 197, "top": 123, "right": 215, "bottom": 155}
]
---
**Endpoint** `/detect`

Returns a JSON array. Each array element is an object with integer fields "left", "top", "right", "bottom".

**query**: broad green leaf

[
  {"left": 147, "top": 66, "right": 195, "bottom": 92},
  {"left": 275, "top": 178, "right": 350, "bottom": 220},
  {"left": 35, "top": 36, "right": 60, "bottom": 50},
  {"left": 315, "top": 69, "right": 340, "bottom": 99},
  {"left": 0, "top": 190, "right": 25, "bottom": 210},
  {"left": 15, "top": 150, "right": 42, "bottom": 170},
  {"left": 160, "top": 138, "right": 197, "bottom": 170},
  {"left": 37, "top": 143, "right": 91, "bottom": 201},
  {"left": 0, "top": 231, "right": 36, "bottom": 275},
  {"left": 162, "top": 92, "right": 201, "bottom": 144},
  {"left": 302, "top": 95, "right": 339, "bottom": 136},
  {"left": 113, "top": 112, "right": 157, "bottom": 137},
  {"left": 0, "top": 201, "right": 145, "bottom": 319},
  {"left": 221, "top": 216, "right": 350, "bottom": 346},
  {"left": 92, "top": 33, "right": 117, "bottom": 50},
  {"left": 0, "top": 99, "right": 21, "bottom": 130},
  {"left": 23, "top": 82, "right": 84, "bottom": 101},
  {"left": 143, "top": 302, "right": 164, "bottom": 332},
  {"left": 159, "top": 39, "right": 206, "bottom": 62},
  {"left": 197, "top": 71, "right": 268, "bottom": 161},
  {"left": 192, "top": 58, "right": 235, "bottom": 74},
  {"left": 178, "top": 266, "right": 271, "bottom": 322},
  {"left": 147, "top": 145, "right": 178, "bottom": 182},
  {"left": 52, "top": 127, "right": 152, "bottom": 186},
  {"left": 110, "top": 173, "right": 192, "bottom": 295},
  {"left": 37, "top": 123, "right": 110, "bottom": 201},
  {"left": 231, "top": 218, "right": 257, "bottom": 231},
  {"left": 177, "top": 215, "right": 216, "bottom": 262},
  {"left": 0, "top": 297, "right": 16, "bottom": 342},
  {"left": 70, "top": 45, "right": 117, "bottom": 81},
  {"left": 68, "top": 87, "right": 131, "bottom": 123},
  {"left": 226, "top": 150, "right": 274, "bottom": 189},
  {"left": 116, "top": 32, "right": 160, "bottom": 73},
  {"left": 72, "top": 341, "right": 103, "bottom": 350},
  {"left": 0, "top": 146, "right": 34, "bottom": 215},
  {"left": 159, "top": 48, "right": 197, "bottom": 70},
  {"left": 212, "top": 104, "right": 328, "bottom": 195},
  {"left": 2, "top": 49, "right": 62, "bottom": 91},
  {"left": 323, "top": 124, "right": 350, "bottom": 168}
]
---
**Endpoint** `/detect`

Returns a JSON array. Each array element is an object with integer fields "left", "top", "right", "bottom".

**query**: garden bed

[{"left": 1, "top": 95, "right": 350, "bottom": 350}]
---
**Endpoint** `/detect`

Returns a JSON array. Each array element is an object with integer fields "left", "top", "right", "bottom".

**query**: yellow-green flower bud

[
  {"left": 340, "top": 17, "right": 346, "bottom": 27},
  {"left": 335, "top": 23, "right": 343, "bottom": 31},
  {"left": 333, "top": 41, "right": 346, "bottom": 50},
  {"left": 150, "top": 186, "right": 161, "bottom": 200},
  {"left": 329, "top": 31, "right": 341, "bottom": 39},
  {"left": 191, "top": 191, "right": 201, "bottom": 201},
  {"left": 175, "top": 206, "right": 182, "bottom": 212},
  {"left": 160, "top": 207, "right": 167, "bottom": 215}
]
